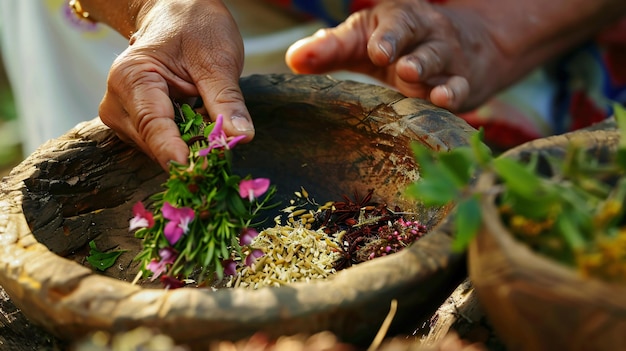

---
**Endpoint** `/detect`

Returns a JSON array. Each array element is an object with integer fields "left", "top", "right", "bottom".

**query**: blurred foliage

[
  {"left": 0, "top": 55, "right": 16, "bottom": 121},
  {"left": 406, "top": 104, "right": 626, "bottom": 284},
  {"left": 0, "top": 55, "right": 22, "bottom": 172}
]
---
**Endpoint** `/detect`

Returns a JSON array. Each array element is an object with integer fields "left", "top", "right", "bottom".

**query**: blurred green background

[{"left": 0, "top": 52, "right": 21, "bottom": 177}]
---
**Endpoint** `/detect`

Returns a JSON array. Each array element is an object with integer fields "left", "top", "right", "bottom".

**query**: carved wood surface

[{"left": 0, "top": 73, "right": 475, "bottom": 350}]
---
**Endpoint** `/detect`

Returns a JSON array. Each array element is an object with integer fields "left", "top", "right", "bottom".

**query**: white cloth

[{"left": 0, "top": 0, "right": 127, "bottom": 153}]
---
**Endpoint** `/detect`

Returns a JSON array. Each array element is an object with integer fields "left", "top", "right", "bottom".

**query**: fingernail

[
  {"left": 405, "top": 56, "right": 423, "bottom": 77},
  {"left": 378, "top": 37, "right": 395, "bottom": 62},
  {"left": 414, "top": 61, "right": 423, "bottom": 78},
  {"left": 313, "top": 28, "right": 328, "bottom": 38},
  {"left": 231, "top": 115, "right": 254, "bottom": 132},
  {"left": 442, "top": 86, "right": 454, "bottom": 105}
]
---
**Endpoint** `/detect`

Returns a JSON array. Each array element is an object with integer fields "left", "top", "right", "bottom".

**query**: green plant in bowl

[
  {"left": 406, "top": 104, "right": 626, "bottom": 284},
  {"left": 407, "top": 103, "right": 626, "bottom": 351}
]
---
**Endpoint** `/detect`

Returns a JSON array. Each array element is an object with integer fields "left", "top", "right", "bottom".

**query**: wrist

[
  {"left": 69, "top": 0, "right": 95, "bottom": 22},
  {"left": 434, "top": 5, "right": 514, "bottom": 108},
  {"left": 445, "top": 0, "right": 626, "bottom": 59},
  {"left": 130, "top": 0, "right": 158, "bottom": 37},
  {"left": 69, "top": 0, "right": 152, "bottom": 38}
]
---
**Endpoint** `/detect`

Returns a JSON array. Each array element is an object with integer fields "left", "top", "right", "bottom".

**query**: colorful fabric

[
  {"left": 265, "top": 0, "right": 376, "bottom": 26},
  {"left": 0, "top": 0, "right": 127, "bottom": 153}
]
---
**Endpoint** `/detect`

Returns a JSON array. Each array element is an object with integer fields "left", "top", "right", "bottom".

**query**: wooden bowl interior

[
  {"left": 23, "top": 96, "right": 440, "bottom": 283},
  {"left": 2, "top": 74, "right": 475, "bottom": 345}
]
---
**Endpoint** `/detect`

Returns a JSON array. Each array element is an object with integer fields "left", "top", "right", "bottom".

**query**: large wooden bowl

[
  {"left": 469, "top": 127, "right": 626, "bottom": 351},
  {"left": 0, "top": 74, "right": 474, "bottom": 349}
]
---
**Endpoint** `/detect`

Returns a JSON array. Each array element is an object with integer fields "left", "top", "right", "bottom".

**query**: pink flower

[
  {"left": 198, "top": 114, "right": 246, "bottom": 156},
  {"left": 223, "top": 259, "right": 238, "bottom": 277},
  {"left": 162, "top": 202, "right": 195, "bottom": 245},
  {"left": 160, "top": 275, "right": 185, "bottom": 289},
  {"left": 239, "top": 178, "right": 270, "bottom": 201},
  {"left": 129, "top": 201, "right": 154, "bottom": 231},
  {"left": 239, "top": 228, "right": 259, "bottom": 246},
  {"left": 245, "top": 249, "right": 264, "bottom": 266},
  {"left": 146, "top": 247, "right": 178, "bottom": 281}
]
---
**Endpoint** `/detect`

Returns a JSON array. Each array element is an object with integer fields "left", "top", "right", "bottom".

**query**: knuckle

[
  {"left": 213, "top": 84, "right": 244, "bottom": 105},
  {"left": 423, "top": 45, "right": 445, "bottom": 71},
  {"left": 196, "top": 76, "right": 244, "bottom": 106},
  {"left": 98, "top": 99, "right": 119, "bottom": 126},
  {"left": 134, "top": 102, "right": 170, "bottom": 138},
  {"left": 109, "top": 48, "right": 170, "bottom": 86}
]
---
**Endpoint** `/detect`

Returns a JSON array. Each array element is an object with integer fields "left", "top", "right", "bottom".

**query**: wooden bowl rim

[{"left": 0, "top": 73, "right": 473, "bottom": 345}]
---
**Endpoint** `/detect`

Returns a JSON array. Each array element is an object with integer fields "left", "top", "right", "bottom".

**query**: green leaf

[
  {"left": 452, "top": 196, "right": 482, "bottom": 252},
  {"left": 181, "top": 104, "right": 196, "bottom": 120},
  {"left": 86, "top": 240, "right": 126, "bottom": 272},
  {"left": 595, "top": 177, "right": 626, "bottom": 231},
  {"left": 220, "top": 239, "right": 229, "bottom": 259},
  {"left": 203, "top": 240, "right": 215, "bottom": 267},
  {"left": 185, "top": 232, "right": 198, "bottom": 260},
  {"left": 227, "top": 191, "right": 249, "bottom": 216},
  {"left": 437, "top": 147, "right": 475, "bottom": 186},
  {"left": 500, "top": 190, "right": 557, "bottom": 220},
  {"left": 493, "top": 157, "right": 544, "bottom": 199},
  {"left": 613, "top": 103, "right": 626, "bottom": 169},
  {"left": 204, "top": 123, "right": 215, "bottom": 137},
  {"left": 405, "top": 179, "right": 459, "bottom": 206},
  {"left": 225, "top": 173, "right": 241, "bottom": 187},
  {"left": 214, "top": 259, "right": 224, "bottom": 281},
  {"left": 407, "top": 142, "right": 464, "bottom": 206},
  {"left": 410, "top": 142, "right": 434, "bottom": 169},
  {"left": 555, "top": 212, "right": 586, "bottom": 250},
  {"left": 183, "top": 120, "right": 194, "bottom": 134},
  {"left": 469, "top": 129, "right": 493, "bottom": 166}
]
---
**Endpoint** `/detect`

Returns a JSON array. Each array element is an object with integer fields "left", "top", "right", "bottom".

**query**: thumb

[{"left": 286, "top": 13, "right": 373, "bottom": 74}]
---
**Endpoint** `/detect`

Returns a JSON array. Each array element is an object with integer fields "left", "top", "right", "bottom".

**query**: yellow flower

[
  {"left": 576, "top": 229, "right": 626, "bottom": 284},
  {"left": 594, "top": 200, "right": 622, "bottom": 228}
]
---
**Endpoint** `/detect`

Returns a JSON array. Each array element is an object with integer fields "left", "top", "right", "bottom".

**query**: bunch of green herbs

[{"left": 131, "top": 104, "right": 277, "bottom": 288}]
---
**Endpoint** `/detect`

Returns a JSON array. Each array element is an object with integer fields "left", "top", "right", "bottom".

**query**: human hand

[
  {"left": 98, "top": 0, "right": 254, "bottom": 170},
  {"left": 285, "top": 0, "right": 501, "bottom": 113}
]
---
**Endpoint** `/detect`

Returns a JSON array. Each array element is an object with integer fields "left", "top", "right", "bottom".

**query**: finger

[
  {"left": 429, "top": 76, "right": 470, "bottom": 112},
  {"left": 389, "top": 78, "right": 433, "bottom": 101},
  {"left": 195, "top": 74, "right": 255, "bottom": 142},
  {"left": 366, "top": 3, "right": 432, "bottom": 66},
  {"left": 395, "top": 40, "right": 454, "bottom": 83},
  {"left": 185, "top": 29, "right": 255, "bottom": 141},
  {"left": 99, "top": 90, "right": 150, "bottom": 156},
  {"left": 285, "top": 12, "right": 373, "bottom": 74},
  {"left": 130, "top": 86, "right": 189, "bottom": 169},
  {"left": 105, "top": 67, "right": 189, "bottom": 169}
]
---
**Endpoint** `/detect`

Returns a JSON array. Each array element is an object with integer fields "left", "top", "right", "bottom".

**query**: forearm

[{"left": 445, "top": 0, "right": 626, "bottom": 87}]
